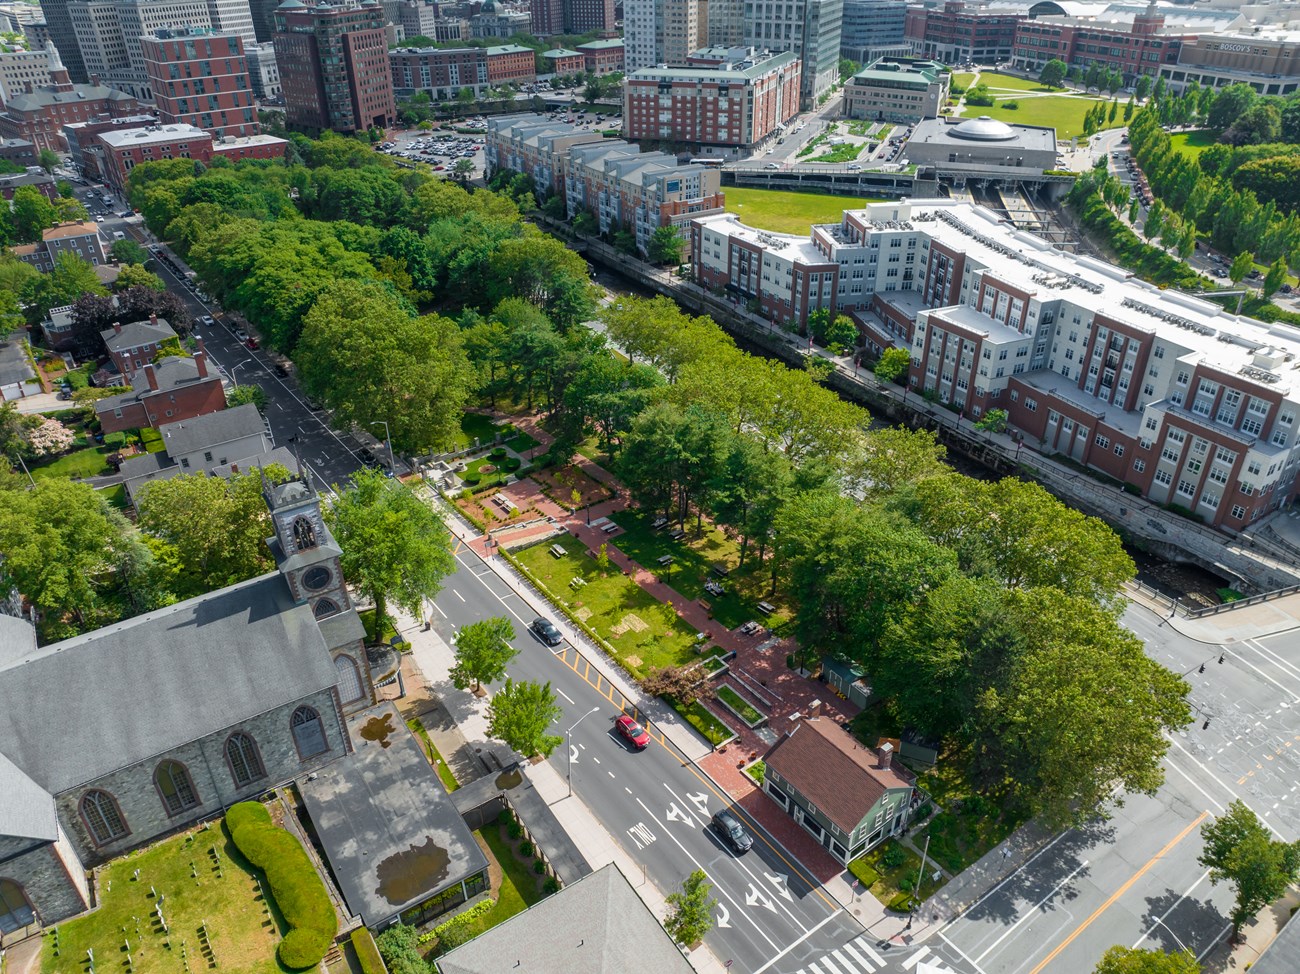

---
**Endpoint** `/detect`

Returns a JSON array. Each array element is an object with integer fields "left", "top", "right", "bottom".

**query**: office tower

[
  {"left": 744, "top": 0, "right": 841, "bottom": 107},
  {"left": 142, "top": 29, "right": 258, "bottom": 137}
]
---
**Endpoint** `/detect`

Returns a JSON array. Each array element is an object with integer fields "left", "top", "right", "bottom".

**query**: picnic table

[
  {"left": 711, "top": 564, "right": 731, "bottom": 578},
  {"left": 549, "top": 543, "right": 568, "bottom": 558},
  {"left": 668, "top": 528, "right": 686, "bottom": 541},
  {"left": 656, "top": 555, "right": 675, "bottom": 567},
  {"left": 652, "top": 516, "right": 669, "bottom": 530},
  {"left": 737, "top": 621, "right": 763, "bottom": 636},
  {"left": 757, "top": 600, "right": 776, "bottom": 615},
  {"left": 704, "top": 580, "right": 726, "bottom": 597},
  {"left": 600, "top": 522, "right": 620, "bottom": 534}
]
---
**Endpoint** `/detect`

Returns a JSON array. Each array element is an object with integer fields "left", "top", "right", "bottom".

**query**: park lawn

[
  {"left": 406, "top": 716, "right": 460, "bottom": 792},
  {"left": 950, "top": 72, "right": 977, "bottom": 92},
  {"left": 724, "top": 186, "right": 883, "bottom": 235},
  {"left": 513, "top": 542, "right": 701, "bottom": 678},
  {"left": 1169, "top": 130, "right": 1217, "bottom": 161},
  {"left": 455, "top": 412, "right": 508, "bottom": 451},
  {"left": 43, "top": 822, "right": 285, "bottom": 974},
  {"left": 960, "top": 94, "right": 1118, "bottom": 140},
  {"left": 976, "top": 71, "right": 1060, "bottom": 93},
  {"left": 609, "top": 508, "right": 790, "bottom": 632},
  {"left": 808, "top": 142, "right": 866, "bottom": 164},
  {"left": 29, "top": 442, "right": 115, "bottom": 479}
]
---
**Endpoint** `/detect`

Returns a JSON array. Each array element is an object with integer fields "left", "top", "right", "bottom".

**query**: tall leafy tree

[
  {"left": 1038, "top": 59, "right": 1067, "bottom": 89},
  {"left": 1199, "top": 800, "right": 1300, "bottom": 938},
  {"left": 1092, "top": 946, "right": 1199, "bottom": 974},
  {"left": 664, "top": 871, "right": 717, "bottom": 946},
  {"left": 296, "top": 279, "right": 475, "bottom": 453},
  {"left": 326, "top": 469, "right": 455, "bottom": 641},
  {"left": 450, "top": 617, "right": 517, "bottom": 693},
  {"left": 11, "top": 185, "right": 56, "bottom": 243},
  {"left": 486, "top": 679, "right": 564, "bottom": 758}
]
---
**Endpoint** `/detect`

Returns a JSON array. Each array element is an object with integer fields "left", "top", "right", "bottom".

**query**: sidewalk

[{"left": 1125, "top": 582, "right": 1300, "bottom": 644}]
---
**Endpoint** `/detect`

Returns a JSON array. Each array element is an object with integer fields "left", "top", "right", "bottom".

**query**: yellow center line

[{"left": 1027, "top": 810, "right": 1210, "bottom": 974}]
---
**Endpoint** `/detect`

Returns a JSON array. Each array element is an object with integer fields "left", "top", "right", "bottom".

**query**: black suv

[
  {"left": 711, "top": 810, "right": 754, "bottom": 854},
  {"left": 529, "top": 617, "right": 563, "bottom": 647}
]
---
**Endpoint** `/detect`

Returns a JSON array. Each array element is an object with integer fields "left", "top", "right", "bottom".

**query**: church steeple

[{"left": 263, "top": 474, "right": 352, "bottom": 619}]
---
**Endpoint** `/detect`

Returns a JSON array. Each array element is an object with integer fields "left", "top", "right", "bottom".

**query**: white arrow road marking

[
  {"left": 633, "top": 798, "right": 784, "bottom": 951},
  {"left": 666, "top": 801, "right": 696, "bottom": 828},
  {"left": 765, "top": 871, "right": 794, "bottom": 901},
  {"left": 745, "top": 883, "right": 778, "bottom": 914},
  {"left": 687, "top": 792, "right": 710, "bottom": 817},
  {"left": 716, "top": 904, "right": 731, "bottom": 929},
  {"left": 569, "top": 745, "right": 579, "bottom": 763},
  {"left": 627, "top": 822, "right": 656, "bottom": 849}
]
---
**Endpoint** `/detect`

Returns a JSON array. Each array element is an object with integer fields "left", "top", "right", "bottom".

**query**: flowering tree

[{"left": 26, "top": 418, "right": 75, "bottom": 456}]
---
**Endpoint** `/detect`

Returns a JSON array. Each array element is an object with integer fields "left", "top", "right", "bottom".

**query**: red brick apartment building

[
  {"left": 273, "top": 0, "right": 395, "bottom": 135},
  {"left": 692, "top": 199, "right": 1300, "bottom": 532},
  {"left": 390, "top": 47, "right": 488, "bottom": 98},
  {"left": 141, "top": 30, "right": 259, "bottom": 138},
  {"left": 577, "top": 38, "right": 623, "bottom": 75},
  {"left": 95, "top": 351, "right": 226, "bottom": 433},
  {"left": 904, "top": 1, "right": 1024, "bottom": 65},
  {"left": 623, "top": 49, "right": 800, "bottom": 149},
  {"left": 485, "top": 45, "right": 536, "bottom": 85}
]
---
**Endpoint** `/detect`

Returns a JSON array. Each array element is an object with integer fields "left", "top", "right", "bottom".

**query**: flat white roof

[{"left": 99, "top": 124, "right": 208, "bottom": 148}]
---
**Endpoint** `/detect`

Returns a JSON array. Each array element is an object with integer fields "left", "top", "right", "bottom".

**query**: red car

[
  {"left": 246, "top": 337, "right": 259, "bottom": 350},
  {"left": 615, "top": 714, "right": 650, "bottom": 750}
]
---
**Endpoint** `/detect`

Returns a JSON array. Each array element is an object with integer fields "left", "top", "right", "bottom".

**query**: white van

[{"left": 113, "top": 231, "right": 126, "bottom": 240}]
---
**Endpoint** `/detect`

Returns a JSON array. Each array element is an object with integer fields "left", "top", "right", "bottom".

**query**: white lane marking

[
  {"left": 431, "top": 601, "right": 448, "bottom": 619},
  {"left": 816, "top": 952, "right": 847, "bottom": 974},
  {"left": 937, "top": 933, "right": 990, "bottom": 974},
  {"left": 1130, "top": 869, "right": 1210, "bottom": 953},
  {"left": 452, "top": 589, "right": 465, "bottom": 602},
  {"left": 1242, "top": 638, "right": 1300, "bottom": 685},
  {"left": 632, "top": 797, "right": 785, "bottom": 952},
  {"left": 847, "top": 937, "right": 885, "bottom": 967},
  {"left": 1164, "top": 738, "right": 1292, "bottom": 839},
  {"left": 974, "top": 860, "right": 1089, "bottom": 964},
  {"left": 942, "top": 829, "right": 1074, "bottom": 930},
  {"left": 902, "top": 946, "right": 932, "bottom": 970},
  {"left": 1223, "top": 647, "right": 1300, "bottom": 703},
  {"left": 626, "top": 822, "right": 656, "bottom": 850},
  {"left": 557, "top": 688, "right": 575, "bottom": 705}
]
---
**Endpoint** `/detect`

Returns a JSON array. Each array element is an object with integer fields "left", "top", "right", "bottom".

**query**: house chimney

[
  {"left": 230, "top": 463, "right": 239, "bottom": 474},
  {"left": 195, "top": 335, "right": 206, "bottom": 355},
  {"left": 143, "top": 362, "right": 158, "bottom": 390},
  {"left": 149, "top": 312, "right": 157, "bottom": 325},
  {"left": 112, "top": 320, "right": 122, "bottom": 334},
  {"left": 807, "top": 699, "right": 821, "bottom": 720},
  {"left": 194, "top": 349, "right": 207, "bottom": 378},
  {"left": 876, "top": 742, "right": 894, "bottom": 770}
]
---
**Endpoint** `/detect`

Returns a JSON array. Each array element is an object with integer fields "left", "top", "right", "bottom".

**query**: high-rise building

[
  {"left": 67, "top": 0, "right": 129, "bottom": 86},
  {"left": 273, "top": 0, "right": 395, "bottom": 135},
  {"left": 744, "top": 0, "right": 841, "bottom": 106},
  {"left": 249, "top": 0, "right": 280, "bottom": 42},
  {"left": 531, "top": 0, "right": 562, "bottom": 36},
  {"left": 244, "top": 40, "right": 280, "bottom": 100},
  {"left": 563, "top": 0, "right": 615, "bottom": 35},
  {"left": 142, "top": 30, "right": 258, "bottom": 137},
  {"left": 114, "top": 0, "right": 215, "bottom": 95},
  {"left": 205, "top": 0, "right": 257, "bottom": 47},
  {"left": 840, "top": 0, "right": 906, "bottom": 62},
  {"left": 705, "top": 0, "right": 742, "bottom": 48},
  {"left": 624, "top": 0, "right": 706, "bottom": 70},
  {"left": 0, "top": 43, "right": 59, "bottom": 103},
  {"left": 35, "top": 0, "right": 89, "bottom": 83}
]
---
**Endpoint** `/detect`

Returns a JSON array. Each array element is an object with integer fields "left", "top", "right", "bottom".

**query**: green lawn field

[
  {"left": 724, "top": 186, "right": 882, "bottom": 235},
  {"left": 1169, "top": 130, "right": 1217, "bottom": 161},
  {"left": 976, "top": 71, "right": 1064, "bottom": 93},
  {"left": 960, "top": 94, "right": 1121, "bottom": 140}
]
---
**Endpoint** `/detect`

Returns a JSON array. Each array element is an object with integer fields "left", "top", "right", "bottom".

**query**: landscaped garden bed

[
  {"left": 716, "top": 685, "right": 766, "bottom": 728},
  {"left": 532, "top": 463, "right": 611, "bottom": 509},
  {"left": 911, "top": 760, "right": 1025, "bottom": 875},
  {"left": 848, "top": 837, "right": 947, "bottom": 913}
]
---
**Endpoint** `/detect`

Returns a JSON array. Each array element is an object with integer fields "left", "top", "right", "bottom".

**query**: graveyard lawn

[{"left": 43, "top": 821, "right": 289, "bottom": 974}]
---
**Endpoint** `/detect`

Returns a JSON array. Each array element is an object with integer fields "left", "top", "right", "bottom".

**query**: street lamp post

[
  {"left": 229, "top": 359, "right": 254, "bottom": 388},
  {"left": 370, "top": 420, "right": 395, "bottom": 473},
  {"left": 566, "top": 706, "right": 600, "bottom": 797}
]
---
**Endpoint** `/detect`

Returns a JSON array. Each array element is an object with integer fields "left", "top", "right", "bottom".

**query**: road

[
  {"left": 426, "top": 539, "right": 978, "bottom": 974},
  {"left": 70, "top": 179, "right": 380, "bottom": 489}
]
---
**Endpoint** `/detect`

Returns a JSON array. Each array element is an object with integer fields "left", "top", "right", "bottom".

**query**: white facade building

[{"left": 743, "top": 0, "right": 842, "bottom": 106}]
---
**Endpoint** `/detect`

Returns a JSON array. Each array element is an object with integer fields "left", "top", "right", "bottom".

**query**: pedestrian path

[{"left": 789, "top": 936, "right": 959, "bottom": 974}]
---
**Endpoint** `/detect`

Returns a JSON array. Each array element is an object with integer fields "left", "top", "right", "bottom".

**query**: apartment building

[
  {"left": 12, "top": 220, "right": 106, "bottom": 271},
  {"left": 840, "top": 0, "right": 908, "bottom": 63},
  {"left": 692, "top": 198, "right": 1300, "bottom": 531},
  {"left": 624, "top": 0, "right": 706, "bottom": 71},
  {"left": 486, "top": 114, "right": 726, "bottom": 254},
  {"left": 622, "top": 49, "right": 800, "bottom": 149},
  {"left": 97, "top": 122, "right": 285, "bottom": 191},
  {"left": 843, "top": 58, "right": 948, "bottom": 122},
  {"left": 141, "top": 30, "right": 258, "bottom": 138},
  {"left": 390, "top": 46, "right": 487, "bottom": 98},
  {"left": 0, "top": 46, "right": 138, "bottom": 150},
  {"left": 904, "top": 0, "right": 1027, "bottom": 64},
  {"left": 743, "top": 0, "right": 842, "bottom": 107},
  {"left": 564, "top": 0, "right": 615, "bottom": 36},
  {"left": 484, "top": 44, "right": 535, "bottom": 85},
  {"left": 0, "top": 44, "right": 58, "bottom": 103},
  {"left": 273, "top": 0, "right": 395, "bottom": 135},
  {"left": 542, "top": 48, "right": 585, "bottom": 76}
]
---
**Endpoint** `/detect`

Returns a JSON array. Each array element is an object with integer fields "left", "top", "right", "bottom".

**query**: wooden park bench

[
  {"left": 601, "top": 522, "right": 620, "bottom": 534},
  {"left": 549, "top": 543, "right": 568, "bottom": 558},
  {"left": 757, "top": 601, "right": 776, "bottom": 615},
  {"left": 652, "top": 516, "right": 669, "bottom": 530}
]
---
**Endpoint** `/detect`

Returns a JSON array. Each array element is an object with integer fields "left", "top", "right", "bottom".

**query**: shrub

[
  {"left": 376, "top": 923, "right": 428, "bottom": 974},
  {"left": 543, "top": 877, "right": 561, "bottom": 894},
  {"left": 507, "top": 821, "right": 523, "bottom": 840},
  {"left": 351, "top": 929, "right": 386, "bottom": 974},
  {"left": 898, "top": 876, "right": 914, "bottom": 892},
  {"left": 887, "top": 892, "right": 914, "bottom": 913},
  {"left": 533, "top": 859, "right": 546, "bottom": 874},
  {"left": 848, "top": 858, "right": 880, "bottom": 888},
  {"left": 225, "top": 801, "right": 337, "bottom": 970},
  {"left": 882, "top": 843, "right": 906, "bottom": 869},
  {"left": 503, "top": 456, "right": 522, "bottom": 472},
  {"left": 497, "top": 809, "right": 512, "bottom": 828},
  {"left": 431, "top": 899, "right": 495, "bottom": 954},
  {"left": 103, "top": 431, "right": 126, "bottom": 448},
  {"left": 518, "top": 840, "right": 533, "bottom": 857},
  {"left": 1003, "top": 100, "right": 1018, "bottom": 110},
  {"left": 490, "top": 447, "right": 507, "bottom": 459}
]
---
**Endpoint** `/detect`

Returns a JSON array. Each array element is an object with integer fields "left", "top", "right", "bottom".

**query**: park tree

[
  {"left": 111, "top": 238, "right": 152, "bottom": 266},
  {"left": 451, "top": 158, "right": 475, "bottom": 183},
  {"left": 1207, "top": 83, "right": 1257, "bottom": 131},
  {"left": 227, "top": 384, "right": 268, "bottom": 412},
  {"left": 1263, "top": 257, "right": 1288, "bottom": 299},
  {"left": 136, "top": 467, "right": 288, "bottom": 598},
  {"left": 974, "top": 408, "right": 1009, "bottom": 433},
  {"left": 641, "top": 665, "right": 708, "bottom": 706},
  {"left": 826, "top": 314, "right": 859, "bottom": 351},
  {"left": 37, "top": 148, "right": 59, "bottom": 174},
  {"left": 327, "top": 469, "right": 455, "bottom": 642},
  {"left": 562, "top": 351, "right": 663, "bottom": 453},
  {"left": 450, "top": 617, "right": 518, "bottom": 693},
  {"left": 647, "top": 224, "right": 684, "bottom": 265},
  {"left": 664, "top": 870, "right": 716, "bottom": 946},
  {"left": 846, "top": 426, "right": 947, "bottom": 497},
  {"left": 22, "top": 253, "right": 106, "bottom": 325},
  {"left": 1038, "top": 59, "right": 1067, "bottom": 89},
  {"left": 1092, "top": 946, "right": 1200, "bottom": 974},
  {"left": 1135, "top": 74, "right": 1152, "bottom": 101},
  {"left": 1229, "top": 250, "right": 1255, "bottom": 285},
  {"left": 1199, "top": 800, "right": 1300, "bottom": 938},
  {"left": 295, "top": 279, "right": 476, "bottom": 453},
  {"left": 486, "top": 679, "right": 564, "bottom": 758},
  {"left": 1221, "top": 102, "right": 1281, "bottom": 147},
  {"left": 112, "top": 263, "right": 166, "bottom": 292},
  {"left": 874, "top": 347, "right": 911, "bottom": 384},
  {"left": 11, "top": 184, "right": 55, "bottom": 242}
]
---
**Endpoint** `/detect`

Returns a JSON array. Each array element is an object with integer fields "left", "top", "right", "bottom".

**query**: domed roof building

[{"left": 901, "top": 112, "right": 1059, "bottom": 179}]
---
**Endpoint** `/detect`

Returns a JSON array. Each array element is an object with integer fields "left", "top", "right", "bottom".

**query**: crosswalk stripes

[{"left": 791, "top": 936, "right": 954, "bottom": 974}]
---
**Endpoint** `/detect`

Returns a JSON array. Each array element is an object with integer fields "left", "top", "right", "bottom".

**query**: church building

[{"left": 0, "top": 473, "right": 377, "bottom": 935}]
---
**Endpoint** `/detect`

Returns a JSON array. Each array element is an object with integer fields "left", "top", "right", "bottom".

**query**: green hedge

[
  {"left": 887, "top": 891, "right": 914, "bottom": 913},
  {"left": 225, "top": 801, "right": 337, "bottom": 970},
  {"left": 848, "top": 858, "right": 880, "bottom": 889},
  {"left": 351, "top": 928, "right": 386, "bottom": 974},
  {"left": 375, "top": 923, "right": 427, "bottom": 974},
  {"left": 431, "top": 898, "right": 494, "bottom": 954}
]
